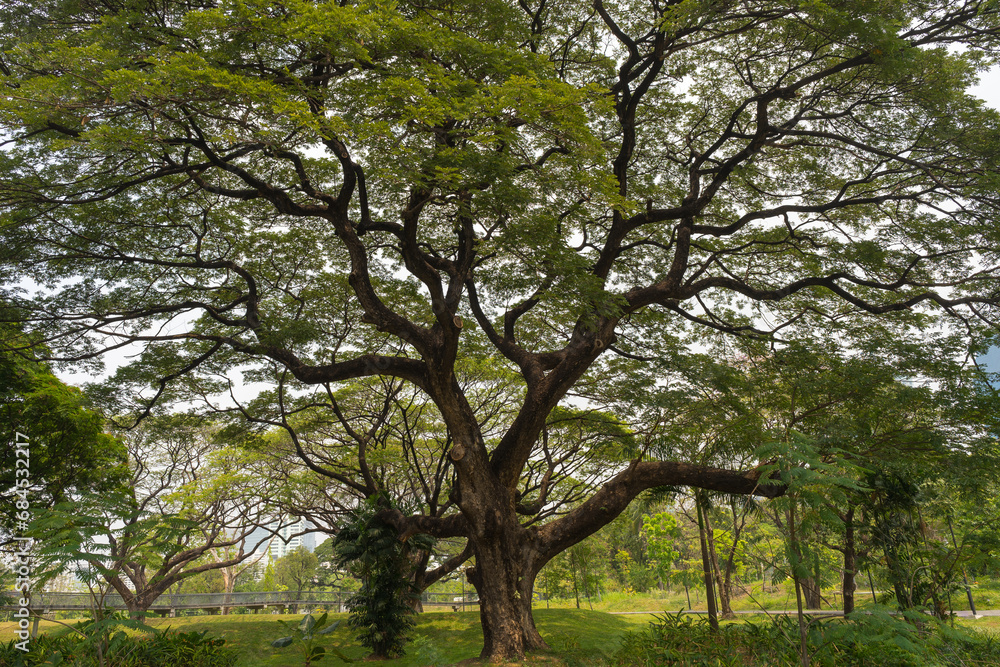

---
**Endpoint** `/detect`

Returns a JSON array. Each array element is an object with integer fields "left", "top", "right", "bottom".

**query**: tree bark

[
  {"left": 801, "top": 575, "right": 822, "bottom": 610},
  {"left": 221, "top": 568, "right": 235, "bottom": 616},
  {"left": 387, "top": 448, "right": 784, "bottom": 662},
  {"left": 466, "top": 527, "right": 547, "bottom": 661},
  {"left": 409, "top": 550, "right": 431, "bottom": 613},
  {"left": 703, "top": 513, "right": 733, "bottom": 618},
  {"left": 788, "top": 505, "right": 810, "bottom": 667},
  {"left": 842, "top": 507, "right": 856, "bottom": 616},
  {"left": 696, "top": 500, "right": 720, "bottom": 631}
]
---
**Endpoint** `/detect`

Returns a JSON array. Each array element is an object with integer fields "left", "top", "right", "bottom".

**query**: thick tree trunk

[
  {"left": 392, "top": 424, "right": 785, "bottom": 662},
  {"left": 466, "top": 528, "right": 547, "bottom": 662},
  {"left": 124, "top": 590, "right": 162, "bottom": 620}
]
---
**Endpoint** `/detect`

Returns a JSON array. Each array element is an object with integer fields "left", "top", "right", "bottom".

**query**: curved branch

[{"left": 537, "top": 460, "right": 784, "bottom": 562}]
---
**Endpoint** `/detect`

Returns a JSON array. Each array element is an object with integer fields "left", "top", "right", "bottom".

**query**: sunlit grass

[
  {"left": 3, "top": 585, "right": 998, "bottom": 666},
  {"left": 1, "top": 609, "right": 653, "bottom": 666}
]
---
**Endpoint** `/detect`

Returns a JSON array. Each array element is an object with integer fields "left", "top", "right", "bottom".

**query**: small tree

[
  {"left": 642, "top": 512, "right": 681, "bottom": 592},
  {"left": 276, "top": 546, "right": 320, "bottom": 598},
  {"left": 262, "top": 562, "right": 285, "bottom": 592},
  {"left": 334, "top": 496, "right": 433, "bottom": 659}
]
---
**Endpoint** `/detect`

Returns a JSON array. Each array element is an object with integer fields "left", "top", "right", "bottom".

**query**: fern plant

[{"left": 333, "top": 494, "right": 434, "bottom": 659}]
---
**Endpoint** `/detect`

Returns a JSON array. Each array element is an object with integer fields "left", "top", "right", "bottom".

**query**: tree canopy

[{"left": 2, "top": 0, "right": 1000, "bottom": 660}]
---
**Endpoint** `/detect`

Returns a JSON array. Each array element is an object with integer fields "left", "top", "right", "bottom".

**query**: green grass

[
  {"left": 3, "top": 600, "right": 997, "bottom": 665},
  {"left": 1, "top": 609, "right": 653, "bottom": 666},
  {"left": 534, "top": 582, "right": 820, "bottom": 614}
]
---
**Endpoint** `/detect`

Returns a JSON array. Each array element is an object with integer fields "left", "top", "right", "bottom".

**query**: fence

[{"left": 0, "top": 591, "right": 479, "bottom": 614}]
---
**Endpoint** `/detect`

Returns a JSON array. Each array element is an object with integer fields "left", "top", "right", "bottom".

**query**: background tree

[
  {"left": 207, "top": 541, "right": 271, "bottom": 612},
  {"left": 275, "top": 546, "right": 321, "bottom": 599},
  {"left": 3, "top": 0, "right": 1000, "bottom": 659},
  {"left": 30, "top": 415, "right": 282, "bottom": 615},
  {"left": 565, "top": 537, "right": 607, "bottom": 609},
  {"left": 642, "top": 511, "right": 680, "bottom": 593}
]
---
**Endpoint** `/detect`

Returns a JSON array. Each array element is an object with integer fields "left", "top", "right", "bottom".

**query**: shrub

[
  {"left": 0, "top": 627, "right": 237, "bottom": 667},
  {"left": 609, "top": 609, "right": 1000, "bottom": 667}
]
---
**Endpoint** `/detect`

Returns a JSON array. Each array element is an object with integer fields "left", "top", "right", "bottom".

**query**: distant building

[
  {"left": 267, "top": 518, "right": 317, "bottom": 561},
  {"left": 43, "top": 571, "right": 83, "bottom": 593}
]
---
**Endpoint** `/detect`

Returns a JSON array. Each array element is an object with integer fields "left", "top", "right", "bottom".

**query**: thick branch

[{"left": 536, "top": 460, "right": 784, "bottom": 561}]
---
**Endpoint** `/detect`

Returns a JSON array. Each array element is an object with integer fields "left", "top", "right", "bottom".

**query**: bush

[
  {"left": 0, "top": 627, "right": 238, "bottom": 667},
  {"left": 609, "top": 609, "right": 1000, "bottom": 667}
]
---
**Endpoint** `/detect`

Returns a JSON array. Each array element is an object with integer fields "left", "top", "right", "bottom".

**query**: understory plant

[
  {"left": 610, "top": 609, "right": 1000, "bottom": 667},
  {"left": 0, "top": 626, "right": 237, "bottom": 667},
  {"left": 334, "top": 495, "right": 434, "bottom": 659},
  {"left": 271, "top": 612, "right": 351, "bottom": 666}
]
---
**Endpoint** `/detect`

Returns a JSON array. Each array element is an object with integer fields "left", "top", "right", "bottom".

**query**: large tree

[{"left": 2, "top": 0, "right": 1000, "bottom": 659}]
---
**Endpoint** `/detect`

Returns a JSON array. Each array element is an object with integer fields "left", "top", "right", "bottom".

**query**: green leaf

[
  {"left": 318, "top": 619, "right": 342, "bottom": 635},
  {"left": 299, "top": 613, "right": 317, "bottom": 635}
]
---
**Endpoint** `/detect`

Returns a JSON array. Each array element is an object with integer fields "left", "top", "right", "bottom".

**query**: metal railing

[{"left": 1, "top": 591, "right": 479, "bottom": 612}]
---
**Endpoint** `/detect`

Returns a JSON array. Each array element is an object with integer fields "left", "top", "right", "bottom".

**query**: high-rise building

[{"left": 267, "top": 518, "right": 317, "bottom": 560}]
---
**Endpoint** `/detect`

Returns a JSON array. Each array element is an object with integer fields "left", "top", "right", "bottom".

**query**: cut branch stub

[{"left": 449, "top": 443, "right": 466, "bottom": 461}]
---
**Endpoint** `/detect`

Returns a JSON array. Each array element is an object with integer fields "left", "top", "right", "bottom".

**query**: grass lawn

[
  {"left": 3, "top": 596, "right": 998, "bottom": 665},
  {"left": 0, "top": 609, "right": 654, "bottom": 666},
  {"left": 957, "top": 615, "right": 1000, "bottom": 632}
]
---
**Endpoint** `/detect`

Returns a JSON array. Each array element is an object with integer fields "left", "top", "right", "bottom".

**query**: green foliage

[
  {"left": 0, "top": 564, "right": 14, "bottom": 608},
  {"left": 180, "top": 568, "right": 225, "bottom": 595},
  {"left": 271, "top": 612, "right": 352, "bottom": 667},
  {"left": 313, "top": 538, "right": 349, "bottom": 590},
  {"left": 2, "top": 0, "right": 1000, "bottom": 659},
  {"left": 333, "top": 496, "right": 433, "bottom": 659},
  {"left": 409, "top": 633, "right": 447, "bottom": 666},
  {"left": 566, "top": 539, "right": 608, "bottom": 608},
  {"left": 538, "top": 552, "right": 572, "bottom": 601},
  {"left": 262, "top": 562, "right": 285, "bottom": 593},
  {"left": 28, "top": 491, "right": 198, "bottom": 596},
  {"left": 610, "top": 609, "right": 1000, "bottom": 667},
  {"left": 275, "top": 546, "right": 320, "bottom": 596},
  {"left": 643, "top": 512, "right": 681, "bottom": 584},
  {"left": 0, "top": 623, "right": 237, "bottom": 667},
  {"left": 0, "top": 339, "right": 127, "bottom": 534}
]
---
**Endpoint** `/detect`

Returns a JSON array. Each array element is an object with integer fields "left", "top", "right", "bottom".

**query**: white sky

[{"left": 972, "top": 66, "right": 1000, "bottom": 108}]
